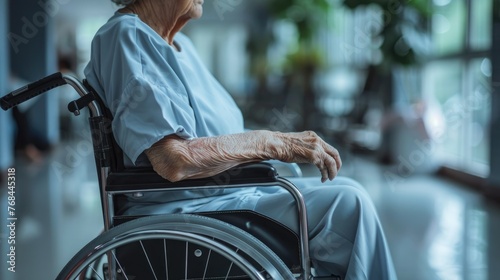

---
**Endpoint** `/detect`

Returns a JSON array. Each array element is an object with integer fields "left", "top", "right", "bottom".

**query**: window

[
  {"left": 423, "top": 0, "right": 492, "bottom": 176},
  {"left": 432, "top": 0, "right": 467, "bottom": 55}
]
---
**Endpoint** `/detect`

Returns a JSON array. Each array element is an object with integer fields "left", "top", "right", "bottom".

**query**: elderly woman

[{"left": 84, "top": 0, "right": 397, "bottom": 279}]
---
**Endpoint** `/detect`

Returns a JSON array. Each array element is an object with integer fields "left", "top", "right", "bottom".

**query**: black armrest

[{"left": 106, "top": 162, "right": 278, "bottom": 192}]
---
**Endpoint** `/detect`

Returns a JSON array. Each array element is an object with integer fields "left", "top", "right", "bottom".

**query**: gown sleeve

[{"left": 84, "top": 15, "right": 197, "bottom": 164}]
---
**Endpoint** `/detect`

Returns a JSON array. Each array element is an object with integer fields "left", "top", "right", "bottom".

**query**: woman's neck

[{"left": 120, "top": 1, "right": 190, "bottom": 45}]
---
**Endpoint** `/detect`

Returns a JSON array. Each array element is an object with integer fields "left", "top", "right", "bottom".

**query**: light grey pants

[{"left": 123, "top": 176, "right": 397, "bottom": 279}]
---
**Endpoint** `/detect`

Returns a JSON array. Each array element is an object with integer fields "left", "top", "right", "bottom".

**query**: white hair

[{"left": 112, "top": 0, "right": 136, "bottom": 5}]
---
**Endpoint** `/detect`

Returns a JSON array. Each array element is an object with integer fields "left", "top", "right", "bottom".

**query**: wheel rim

[
  {"left": 63, "top": 230, "right": 266, "bottom": 280},
  {"left": 57, "top": 214, "right": 295, "bottom": 280}
]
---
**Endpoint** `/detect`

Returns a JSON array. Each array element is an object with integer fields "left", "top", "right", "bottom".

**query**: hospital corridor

[{"left": 1, "top": 0, "right": 500, "bottom": 279}]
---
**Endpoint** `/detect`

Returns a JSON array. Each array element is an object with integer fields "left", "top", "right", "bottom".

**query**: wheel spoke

[
  {"left": 185, "top": 241, "right": 189, "bottom": 279},
  {"left": 111, "top": 251, "right": 129, "bottom": 280},
  {"left": 89, "top": 265, "right": 103, "bottom": 280},
  {"left": 225, "top": 248, "right": 239, "bottom": 280},
  {"left": 164, "top": 239, "right": 169, "bottom": 280},
  {"left": 202, "top": 249, "right": 212, "bottom": 280},
  {"left": 140, "top": 240, "right": 159, "bottom": 280}
]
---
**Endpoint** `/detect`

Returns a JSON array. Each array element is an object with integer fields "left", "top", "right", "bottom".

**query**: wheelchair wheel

[{"left": 56, "top": 214, "right": 296, "bottom": 280}]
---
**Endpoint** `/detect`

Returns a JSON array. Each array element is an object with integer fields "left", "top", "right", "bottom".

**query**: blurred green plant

[
  {"left": 244, "top": 0, "right": 333, "bottom": 130},
  {"left": 268, "top": 0, "right": 332, "bottom": 44},
  {"left": 283, "top": 46, "right": 326, "bottom": 74},
  {"left": 342, "top": 0, "right": 431, "bottom": 68},
  {"left": 267, "top": 0, "right": 333, "bottom": 74}
]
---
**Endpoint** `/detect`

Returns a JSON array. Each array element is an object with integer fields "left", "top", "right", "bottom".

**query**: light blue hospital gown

[{"left": 84, "top": 12, "right": 397, "bottom": 280}]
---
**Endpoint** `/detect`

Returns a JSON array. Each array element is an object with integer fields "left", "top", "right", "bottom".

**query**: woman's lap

[
  {"left": 249, "top": 176, "right": 396, "bottom": 279},
  {"left": 250, "top": 176, "right": 373, "bottom": 233},
  {"left": 123, "top": 175, "right": 396, "bottom": 279}
]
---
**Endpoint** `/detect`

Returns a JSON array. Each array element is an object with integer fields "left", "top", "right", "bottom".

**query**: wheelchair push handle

[{"left": 0, "top": 72, "right": 67, "bottom": 111}]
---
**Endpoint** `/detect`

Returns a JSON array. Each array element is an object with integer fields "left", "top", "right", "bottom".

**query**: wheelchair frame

[{"left": 1, "top": 72, "right": 340, "bottom": 280}]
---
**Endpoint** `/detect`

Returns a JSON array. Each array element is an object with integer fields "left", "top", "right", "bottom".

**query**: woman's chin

[{"left": 192, "top": 8, "right": 203, "bottom": 19}]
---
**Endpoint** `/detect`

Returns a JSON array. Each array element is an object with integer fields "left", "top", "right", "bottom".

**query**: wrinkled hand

[
  {"left": 273, "top": 131, "right": 342, "bottom": 182},
  {"left": 145, "top": 130, "right": 341, "bottom": 183}
]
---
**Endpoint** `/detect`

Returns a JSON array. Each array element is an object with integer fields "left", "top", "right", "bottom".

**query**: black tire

[{"left": 56, "top": 214, "right": 296, "bottom": 280}]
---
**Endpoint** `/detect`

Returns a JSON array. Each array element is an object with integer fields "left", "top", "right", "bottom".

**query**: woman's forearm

[
  {"left": 145, "top": 130, "right": 278, "bottom": 182},
  {"left": 145, "top": 130, "right": 342, "bottom": 183}
]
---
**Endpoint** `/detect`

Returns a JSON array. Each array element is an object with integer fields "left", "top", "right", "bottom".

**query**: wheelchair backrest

[{"left": 82, "top": 79, "right": 127, "bottom": 173}]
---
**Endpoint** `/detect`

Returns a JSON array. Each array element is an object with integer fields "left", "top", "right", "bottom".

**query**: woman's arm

[{"left": 145, "top": 130, "right": 342, "bottom": 183}]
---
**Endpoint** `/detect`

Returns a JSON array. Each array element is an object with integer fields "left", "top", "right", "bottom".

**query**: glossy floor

[{"left": 1, "top": 139, "right": 499, "bottom": 280}]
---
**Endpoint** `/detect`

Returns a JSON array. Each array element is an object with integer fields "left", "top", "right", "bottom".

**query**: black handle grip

[{"left": 1, "top": 72, "right": 67, "bottom": 111}]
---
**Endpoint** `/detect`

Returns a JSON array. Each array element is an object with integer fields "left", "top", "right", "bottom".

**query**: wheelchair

[{"left": 1, "top": 73, "right": 341, "bottom": 280}]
